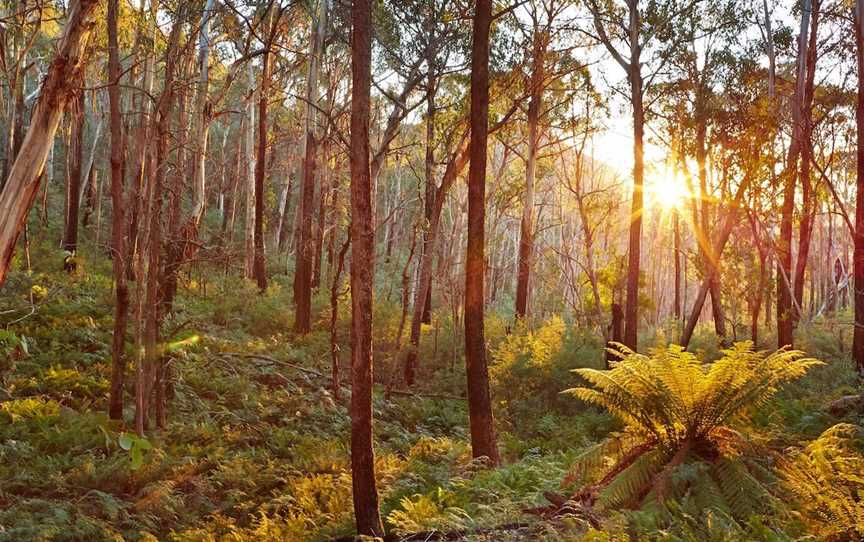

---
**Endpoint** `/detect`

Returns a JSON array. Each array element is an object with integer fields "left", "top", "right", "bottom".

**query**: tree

[
  {"left": 778, "top": 0, "right": 812, "bottom": 348},
  {"left": 0, "top": 0, "right": 99, "bottom": 288},
  {"left": 107, "top": 0, "right": 129, "bottom": 420},
  {"left": 584, "top": 0, "right": 649, "bottom": 350},
  {"left": 465, "top": 0, "right": 500, "bottom": 466},
  {"left": 853, "top": 0, "right": 864, "bottom": 371},
  {"left": 294, "top": 0, "right": 328, "bottom": 333},
  {"left": 62, "top": 93, "right": 85, "bottom": 253},
  {"left": 348, "top": 0, "right": 384, "bottom": 535}
]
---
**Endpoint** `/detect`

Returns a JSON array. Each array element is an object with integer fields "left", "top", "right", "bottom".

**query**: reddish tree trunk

[
  {"left": 465, "top": 0, "right": 500, "bottom": 466},
  {"left": 348, "top": 0, "right": 384, "bottom": 535},
  {"left": 853, "top": 0, "right": 864, "bottom": 371},
  {"left": 515, "top": 28, "right": 547, "bottom": 321},
  {"left": 793, "top": 0, "right": 820, "bottom": 324},
  {"left": 778, "top": 0, "right": 811, "bottom": 348},
  {"left": 63, "top": 94, "right": 85, "bottom": 253},
  {"left": 107, "top": 0, "right": 129, "bottom": 420}
]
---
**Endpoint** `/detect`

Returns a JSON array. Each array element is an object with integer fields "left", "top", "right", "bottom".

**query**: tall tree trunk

[
  {"left": 465, "top": 0, "right": 500, "bottom": 466},
  {"left": 135, "top": 15, "right": 182, "bottom": 434},
  {"left": 294, "top": 0, "right": 328, "bottom": 333},
  {"left": 852, "top": 0, "right": 864, "bottom": 372},
  {"left": 778, "top": 0, "right": 811, "bottom": 348},
  {"left": 515, "top": 29, "right": 546, "bottom": 322},
  {"left": 243, "top": 64, "right": 256, "bottom": 279},
  {"left": 623, "top": 3, "right": 644, "bottom": 350},
  {"left": 107, "top": 0, "right": 129, "bottom": 420},
  {"left": 681, "top": 171, "right": 753, "bottom": 348},
  {"left": 253, "top": 11, "right": 273, "bottom": 292},
  {"left": 404, "top": 142, "right": 469, "bottom": 386},
  {"left": 793, "top": 0, "right": 820, "bottom": 325},
  {"left": 187, "top": 0, "right": 216, "bottom": 237},
  {"left": 673, "top": 208, "right": 681, "bottom": 324},
  {"left": 349, "top": 0, "right": 384, "bottom": 535},
  {"left": 695, "top": 113, "right": 727, "bottom": 340},
  {"left": 63, "top": 94, "right": 85, "bottom": 253},
  {"left": 0, "top": 0, "right": 98, "bottom": 287}
]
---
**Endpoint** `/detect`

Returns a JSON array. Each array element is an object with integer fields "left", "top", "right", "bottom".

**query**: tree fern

[{"left": 560, "top": 342, "right": 822, "bottom": 519}]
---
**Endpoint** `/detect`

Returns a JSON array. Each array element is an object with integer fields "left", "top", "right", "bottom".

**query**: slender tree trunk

[
  {"left": 465, "top": 0, "right": 500, "bottom": 466},
  {"left": 187, "top": 0, "right": 216, "bottom": 237},
  {"left": 329, "top": 235, "right": 349, "bottom": 402},
  {"left": 404, "top": 143, "right": 468, "bottom": 385},
  {"left": 793, "top": 0, "right": 820, "bottom": 325},
  {"left": 63, "top": 94, "right": 85, "bottom": 253},
  {"left": 673, "top": 209, "right": 681, "bottom": 325},
  {"left": 294, "top": 0, "right": 328, "bottom": 333},
  {"left": 349, "top": 0, "right": 384, "bottom": 534},
  {"left": 135, "top": 16, "right": 182, "bottom": 434},
  {"left": 681, "top": 172, "right": 753, "bottom": 348},
  {"left": 0, "top": 0, "right": 98, "bottom": 287},
  {"left": 778, "top": 0, "right": 811, "bottom": 348},
  {"left": 253, "top": 14, "right": 273, "bottom": 292},
  {"left": 108, "top": 0, "right": 129, "bottom": 420},
  {"left": 695, "top": 115, "right": 727, "bottom": 340},
  {"left": 243, "top": 64, "right": 256, "bottom": 279},
  {"left": 852, "top": 0, "right": 864, "bottom": 371},
  {"left": 622, "top": 2, "right": 644, "bottom": 350},
  {"left": 421, "top": 70, "right": 436, "bottom": 325},
  {"left": 515, "top": 28, "right": 546, "bottom": 322}
]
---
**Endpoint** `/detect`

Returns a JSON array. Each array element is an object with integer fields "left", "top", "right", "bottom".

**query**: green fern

[
  {"left": 780, "top": 423, "right": 864, "bottom": 539},
  {"left": 562, "top": 342, "right": 822, "bottom": 517}
]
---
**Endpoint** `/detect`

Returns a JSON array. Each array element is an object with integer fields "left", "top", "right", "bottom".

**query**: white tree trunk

[{"left": 0, "top": 0, "right": 99, "bottom": 287}]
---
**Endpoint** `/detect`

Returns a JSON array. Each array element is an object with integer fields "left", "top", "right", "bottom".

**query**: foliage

[
  {"left": 781, "top": 423, "right": 864, "bottom": 540},
  {"left": 563, "top": 342, "right": 822, "bottom": 515}
]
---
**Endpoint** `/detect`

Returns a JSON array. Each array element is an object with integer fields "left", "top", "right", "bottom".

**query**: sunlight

[{"left": 646, "top": 171, "right": 689, "bottom": 210}]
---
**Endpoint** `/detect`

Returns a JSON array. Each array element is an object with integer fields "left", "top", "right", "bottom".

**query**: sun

[{"left": 646, "top": 173, "right": 690, "bottom": 210}]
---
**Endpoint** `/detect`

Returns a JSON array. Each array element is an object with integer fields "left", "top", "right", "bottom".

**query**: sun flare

[{"left": 647, "top": 173, "right": 690, "bottom": 210}]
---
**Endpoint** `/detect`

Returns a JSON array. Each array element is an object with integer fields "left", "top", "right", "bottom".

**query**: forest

[{"left": 3, "top": 0, "right": 864, "bottom": 540}]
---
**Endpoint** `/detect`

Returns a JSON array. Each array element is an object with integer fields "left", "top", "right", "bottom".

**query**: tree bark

[
  {"left": 187, "top": 0, "right": 216, "bottom": 235},
  {"left": 349, "top": 0, "right": 384, "bottom": 535},
  {"left": 853, "top": 0, "right": 864, "bottom": 371},
  {"left": 515, "top": 28, "right": 547, "bottom": 322},
  {"left": 465, "top": 0, "right": 500, "bottom": 466},
  {"left": 253, "top": 8, "right": 274, "bottom": 292},
  {"left": 107, "top": 0, "right": 129, "bottom": 420},
  {"left": 0, "top": 0, "right": 98, "bottom": 287},
  {"left": 778, "top": 0, "right": 811, "bottom": 348},
  {"left": 63, "top": 93, "right": 85, "bottom": 253},
  {"left": 293, "top": 0, "right": 328, "bottom": 333},
  {"left": 243, "top": 64, "right": 256, "bottom": 279},
  {"left": 793, "top": 0, "right": 820, "bottom": 325}
]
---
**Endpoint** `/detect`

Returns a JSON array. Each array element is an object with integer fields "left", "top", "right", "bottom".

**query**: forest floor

[{"left": 1, "top": 238, "right": 862, "bottom": 541}]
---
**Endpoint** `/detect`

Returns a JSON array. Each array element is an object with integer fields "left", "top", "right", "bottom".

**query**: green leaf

[{"left": 118, "top": 433, "right": 133, "bottom": 450}]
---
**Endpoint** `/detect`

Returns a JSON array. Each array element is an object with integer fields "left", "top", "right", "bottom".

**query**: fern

[
  {"left": 561, "top": 342, "right": 822, "bottom": 518},
  {"left": 781, "top": 423, "right": 864, "bottom": 539}
]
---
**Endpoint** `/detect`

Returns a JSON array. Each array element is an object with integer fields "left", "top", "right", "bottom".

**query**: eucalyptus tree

[
  {"left": 650, "top": 0, "right": 747, "bottom": 342},
  {"left": 0, "top": 0, "right": 99, "bottom": 288},
  {"left": 465, "top": 0, "right": 500, "bottom": 466},
  {"left": 584, "top": 0, "right": 702, "bottom": 349}
]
